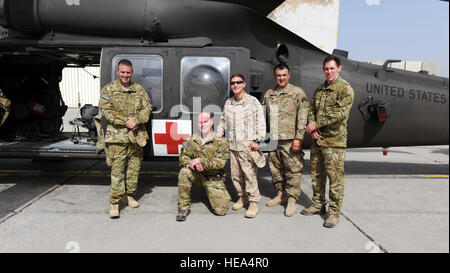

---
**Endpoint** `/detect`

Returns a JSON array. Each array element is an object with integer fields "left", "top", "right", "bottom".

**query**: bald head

[{"left": 198, "top": 112, "right": 211, "bottom": 121}]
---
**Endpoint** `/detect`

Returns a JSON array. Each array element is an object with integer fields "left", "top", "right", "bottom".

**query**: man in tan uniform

[
  {"left": 261, "top": 64, "right": 309, "bottom": 217},
  {"left": 98, "top": 59, "right": 152, "bottom": 218},
  {"left": 217, "top": 73, "right": 266, "bottom": 218}
]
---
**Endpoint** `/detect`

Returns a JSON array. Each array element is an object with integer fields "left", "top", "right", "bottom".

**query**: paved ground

[{"left": 0, "top": 145, "right": 448, "bottom": 253}]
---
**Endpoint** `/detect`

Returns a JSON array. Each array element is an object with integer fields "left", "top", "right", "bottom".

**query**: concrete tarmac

[{"left": 0, "top": 145, "right": 448, "bottom": 253}]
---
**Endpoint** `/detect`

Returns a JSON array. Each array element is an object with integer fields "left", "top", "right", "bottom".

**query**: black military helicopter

[{"left": 0, "top": 0, "right": 448, "bottom": 160}]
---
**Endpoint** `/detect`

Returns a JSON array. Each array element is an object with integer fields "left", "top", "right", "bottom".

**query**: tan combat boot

[
  {"left": 245, "top": 202, "right": 259, "bottom": 218},
  {"left": 324, "top": 214, "right": 340, "bottom": 228},
  {"left": 109, "top": 204, "right": 119, "bottom": 218},
  {"left": 284, "top": 196, "right": 296, "bottom": 217},
  {"left": 232, "top": 196, "right": 248, "bottom": 211},
  {"left": 300, "top": 205, "right": 326, "bottom": 216},
  {"left": 265, "top": 191, "right": 285, "bottom": 207},
  {"left": 121, "top": 195, "right": 140, "bottom": 208}
]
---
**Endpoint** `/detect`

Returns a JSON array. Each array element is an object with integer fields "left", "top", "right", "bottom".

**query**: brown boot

[
  {"left": 245, "top": 202, "right": 259, "bottom": 218},
  {"left": 232, "top": 196, "right": 248, "bottom": 211},
  {"left": 300, "top": 205, "right": 326, "bottom": 216},
  {"left": 121, "top": 195, "right": 139, "bottom": 208},
  {"left": 265, "top": 191, "right": 286, "bottom": 207},
  {"left": 109, "top": 204, "right": 119, "bottom": 218},
  {"left": 284, "top": 197, "right": 296, "bottom": 217},
  {"left": 324, "top": 214, "right": 340, "bottom": 228}
]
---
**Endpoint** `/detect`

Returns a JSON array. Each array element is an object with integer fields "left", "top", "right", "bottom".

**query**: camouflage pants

[
  {"left": 105, "top": 143, "right": 143, "bottom": 204},
  {"left": 268, "top": 140, "right": 304, "bottom": 199},
  {"left": 177, "top": 167, "right": 231, "bottom": 215},
  {"left": 310, "top": 143, "right": 346, "bottom": 214},
  {"left": 230, "top": 150, "right": 261, "bottom": 202}
]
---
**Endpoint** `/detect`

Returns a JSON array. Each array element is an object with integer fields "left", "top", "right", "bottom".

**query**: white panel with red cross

[{"left": 151, "top": 119, "right": 192, "bottom": 156}]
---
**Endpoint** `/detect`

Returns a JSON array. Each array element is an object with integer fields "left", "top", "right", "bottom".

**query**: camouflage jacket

[
  {"left": 0, "top": 88, "right": 11, "bottom": 127},
  {"left": 98, "top": 80, "right": 152, "bottom": 144},
  {"left": 179, "top": 133, "right": 230, "bottom": 176},
  {"left": 218, "top": 93, "right": 266, "bottom": 151},
  {"left": 262, "top": 83, "right": 309, "bottom": 141},
  {"left": 308, "top": 77, "right": 354, "bottom": 147}
]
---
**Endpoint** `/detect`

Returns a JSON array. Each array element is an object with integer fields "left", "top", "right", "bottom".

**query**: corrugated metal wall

[{"left": 59, "top": 67, "right": 101, "bottom": 107}]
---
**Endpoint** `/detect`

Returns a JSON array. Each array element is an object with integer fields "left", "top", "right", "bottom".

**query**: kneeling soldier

[{"left": 176, "top": 112, "right": 231, "bottom": 221}]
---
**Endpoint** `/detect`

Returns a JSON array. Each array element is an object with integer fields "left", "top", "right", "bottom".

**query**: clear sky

[{"left": 338, "top": 0, "right": 449, "bottom": 78}]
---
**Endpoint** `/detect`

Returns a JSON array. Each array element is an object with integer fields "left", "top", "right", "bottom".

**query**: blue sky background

[{"left": 338, "top": 0, "right": 449, "bottom": 77}]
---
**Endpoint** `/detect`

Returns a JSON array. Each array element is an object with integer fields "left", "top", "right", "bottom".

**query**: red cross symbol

[{"left": 154, "top": 122, "right": 190, "bottom": 155}]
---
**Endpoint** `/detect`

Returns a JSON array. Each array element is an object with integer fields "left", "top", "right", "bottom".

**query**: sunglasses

[{"left": 230, "top": 81, "right": 244, "bottom": 85}]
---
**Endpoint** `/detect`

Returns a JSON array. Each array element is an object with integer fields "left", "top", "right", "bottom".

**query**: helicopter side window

[
  {"left": 112, "top": 54, "right": 163, "bottom": 113},
  {"left": 180, "top": 57, "right": 230, "bottom": 113}
]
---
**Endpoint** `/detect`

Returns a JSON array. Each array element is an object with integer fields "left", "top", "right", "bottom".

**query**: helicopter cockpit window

[
  {"left": 112, "top": 54, "right": 163, "bottom": 113},
  {"left": 180, "top": 57, "right": 230, "bottom": 113}
]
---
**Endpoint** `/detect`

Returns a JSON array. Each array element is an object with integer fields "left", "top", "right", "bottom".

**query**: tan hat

[
  {"left": 250, "top": 150, "right": 266, "bottom": 168},
  {"left": 128, "top": 130, "right": 147, "bottom": 147}
]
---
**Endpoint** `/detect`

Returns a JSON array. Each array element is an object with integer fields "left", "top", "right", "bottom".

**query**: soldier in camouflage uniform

[
  {"left": 98, "top": 59, "right": 152, "bottom": 218},
  {"left": 0, "top": 88, "right": 11, "bottom": 129},
  {"left": 261, "top": 64, "right": 309, "bottom": 217},
  {"left": 217, "top": 73, "right": 266, "bottom": 218},
  {"left": 176, "top": 112, "right": 231, "bottom": 222},
  {"left": 301, "top": 55, "right": 354, "bottom": 228}
]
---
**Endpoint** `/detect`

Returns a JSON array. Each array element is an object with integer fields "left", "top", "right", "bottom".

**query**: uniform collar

[
  {"left": 231, "top": 93, "right": 248, "bottom": 105},
  {"left": 275, "top": 83, "right": 291, "bottom": 93},
  {"left": 116, "top": 79, "right": 137, "bottom": 93},
  {"left": 322, "top": 77, "right": 342, "bottom": 91},
  {"left": 192, "top": 132, "right": 216, "bottom": 145}
]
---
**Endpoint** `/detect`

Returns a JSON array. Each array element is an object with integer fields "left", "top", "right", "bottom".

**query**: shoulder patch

[
  {"left": 101, "top": 93, "right": 110, "bottom": 100},
  {"left": 183, "top": 142, "right": 189, "bottom": 149}
]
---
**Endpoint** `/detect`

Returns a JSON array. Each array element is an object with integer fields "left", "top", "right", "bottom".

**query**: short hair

[
  {"left": 230, "top": 73, "right": 245, "bottom": 82},
  {"left": 323, "top": 55, "right": 341, "bottom": 67},
  {"left": 118, "top": 59, "right": 133, "bottom": 68},
  {"left": 274, "top": 63, "right": 290, "bottom": 73}
]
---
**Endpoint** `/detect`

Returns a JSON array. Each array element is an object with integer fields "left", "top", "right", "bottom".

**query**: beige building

[{"left": 268, "top": 0, "right": 340, "bottom": 54}]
